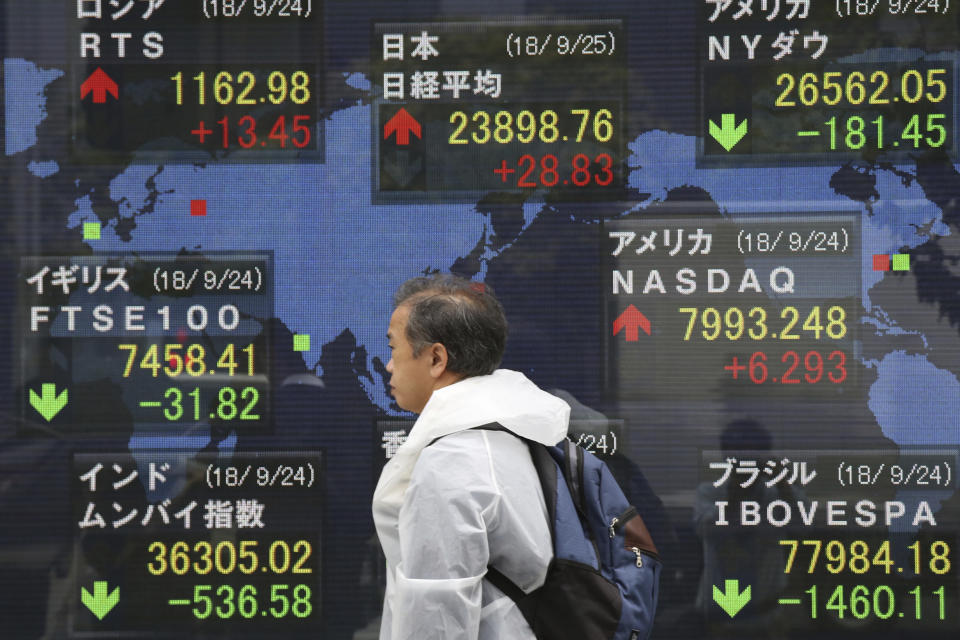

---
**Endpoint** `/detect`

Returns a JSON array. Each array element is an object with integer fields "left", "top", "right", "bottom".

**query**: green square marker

[
  {"left": 83, "top": 222, "right": 101, "bottom": 240},
  {"left": 892, "top": 254, "right": 910, "bottom": 271},
  {"left": 293, "top": 334, "right": 310, "bottom": 352}
]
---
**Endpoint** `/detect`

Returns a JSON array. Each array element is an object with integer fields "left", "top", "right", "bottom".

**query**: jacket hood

[{"left": 407, "top": 369, "right": 570, "bottom": 448}]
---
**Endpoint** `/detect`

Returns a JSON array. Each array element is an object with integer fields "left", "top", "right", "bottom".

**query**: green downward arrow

[
  {"left": 81, "top": 581, "right": 119, "bottom": 620},
  {"left": 708, "top": 114, "right": 748, "bottom": 151},
  {"left": 29, "top": 383, "right": 68, "bottom": 421},
  {"left": 713, "top": 579, "right": 751, "bottom": 618}
]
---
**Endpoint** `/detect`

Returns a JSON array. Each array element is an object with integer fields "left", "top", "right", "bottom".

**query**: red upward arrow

[
  {"left": 384, "top": 108, "right": 421, "bottom": 145},
  {"left": 612, "top": 304, "right": 651, "bottom": 342},
  {"left": 80, "top": 67, "right": 119, "bottom": 104}
]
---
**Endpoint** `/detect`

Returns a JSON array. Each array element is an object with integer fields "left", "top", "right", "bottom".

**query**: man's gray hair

[{"left": 394, "top": 274, "right": 507, "bottom": 378}]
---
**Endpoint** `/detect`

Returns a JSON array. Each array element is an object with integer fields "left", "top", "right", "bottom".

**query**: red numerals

[
  {"left": 494, "top": 153, "right": 615, "bottom": 188},
  {"left": 724, "top": 350, "right": 847, "bottom": 385},
  {"left": 191, "top": 115, "right": 312, "bottom": 150}
]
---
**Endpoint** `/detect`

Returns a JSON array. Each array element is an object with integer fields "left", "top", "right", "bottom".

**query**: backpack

[{"left": 430, "top": 423, "right": 662, "bottom": 640}]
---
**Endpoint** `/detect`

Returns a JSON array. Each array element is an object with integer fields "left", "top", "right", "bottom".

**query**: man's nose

[{"left": 386, "top": 358, "right": 393, "bottom": 373}]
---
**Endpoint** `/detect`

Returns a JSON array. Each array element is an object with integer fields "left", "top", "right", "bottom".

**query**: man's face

[{"left": 386, "top": 304, "right": 436, "bottom": 414}]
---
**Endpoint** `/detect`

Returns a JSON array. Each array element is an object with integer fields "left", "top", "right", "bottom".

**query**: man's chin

[{"left": 389, "top": 390, "right": 404, "bottom": 409}]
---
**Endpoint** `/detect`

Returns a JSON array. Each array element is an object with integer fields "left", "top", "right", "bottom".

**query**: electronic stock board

[{"left": 2, "top": 1, "right": 960, "bottom": 638}]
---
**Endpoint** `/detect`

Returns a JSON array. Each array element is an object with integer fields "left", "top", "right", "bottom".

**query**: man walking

[{"left": 372, "top": 274, "right": 570, "bottom": 639}]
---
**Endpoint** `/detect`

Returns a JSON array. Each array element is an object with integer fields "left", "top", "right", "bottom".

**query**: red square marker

[
  {"left": 191, "top": 199, "right": 207, "bottom": 217},
  {"left": 873, "top": 254, "right": 890, "bottom": 271}
]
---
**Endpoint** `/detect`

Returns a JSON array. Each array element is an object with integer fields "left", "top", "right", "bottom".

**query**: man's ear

[{"left": 428, "top": 342, "right": 449, "bottom": 378}]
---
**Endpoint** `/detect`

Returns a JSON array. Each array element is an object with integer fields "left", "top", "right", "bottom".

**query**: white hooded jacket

[{"left": 372, "top": 369, "right": 570, "bottom": 640}]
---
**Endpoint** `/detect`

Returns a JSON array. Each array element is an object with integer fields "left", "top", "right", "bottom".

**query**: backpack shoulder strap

[
  {"left": 485, "top": 566, "right": 528, "bottom": 602},
  {"left": 561, "top": 438, "right": 586, "bottom": 518},
  {"left": 527, "top": 441, "right": 558, "bottom": 535}
]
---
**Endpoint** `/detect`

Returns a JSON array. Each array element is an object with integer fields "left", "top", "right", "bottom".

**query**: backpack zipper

[
  {"left": 609, "top": 506, "right": 644, "bottom": 567},
  {"left": 608, "top": 506, "right": 638, "bottom": 539}
]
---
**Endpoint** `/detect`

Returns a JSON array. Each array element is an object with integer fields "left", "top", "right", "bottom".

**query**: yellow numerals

[
  {"left": 118, "top": 343, "right": 255, "bottom": 377},
  {"left": 449, "top": 108, "right": 613, "bottom": 145},
  {"left": 780, "top": 539, "right": 952, "bottom": 575},
  {"left": 147, "top": 540, "right": 314, "bottom": 576},
  {"left": 170, "top": 70, "right": 310, "bottom": 106},
  {"left": 678, "top": 306, "right": 846, "bottom": 341},
  {"left": 775, "top": 68, "right": 947, "bottom": 108}
]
